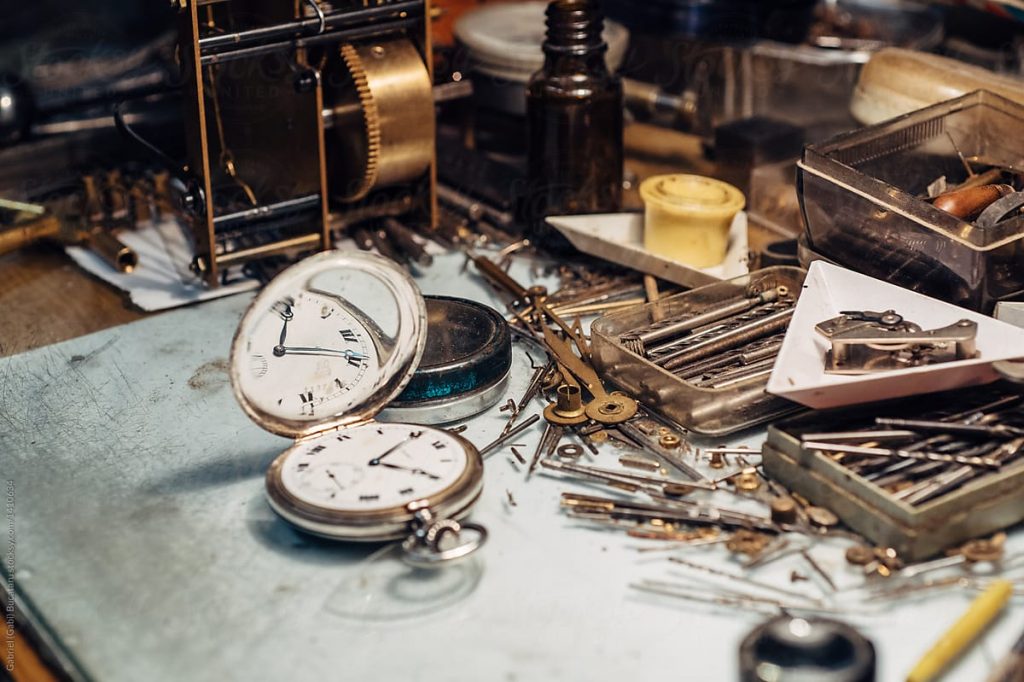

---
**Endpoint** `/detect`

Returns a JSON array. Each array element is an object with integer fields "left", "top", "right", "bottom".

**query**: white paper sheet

[{"left": 66, "top": 218, "right": 258, "bottom": 312}]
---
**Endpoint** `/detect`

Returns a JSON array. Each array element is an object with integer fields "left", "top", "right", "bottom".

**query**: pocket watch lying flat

[{"left": 229, "top": 250, "right": 486, "bottom": 567}]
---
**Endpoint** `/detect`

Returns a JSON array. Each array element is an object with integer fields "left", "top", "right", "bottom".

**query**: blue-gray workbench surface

[{"left": 1, "top": 252, "right": 1022, "bottom": 681}]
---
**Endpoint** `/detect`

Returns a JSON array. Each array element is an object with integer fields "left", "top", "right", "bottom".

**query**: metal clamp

[{"left": 816, "top": 310, "right": 978, "bottom": 374}]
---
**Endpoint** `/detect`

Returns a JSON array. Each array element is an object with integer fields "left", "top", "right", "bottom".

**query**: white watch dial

[
  {"left": 238, "top": 290, "right": 381, "bottom": 422},
  {"left": 279, "top": 422, "right": 470, "bottom": 513}
]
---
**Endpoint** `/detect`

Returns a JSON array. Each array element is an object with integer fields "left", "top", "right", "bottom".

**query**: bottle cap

[{"left": 640, "top": 174, "right": 745, "bottom": 218}]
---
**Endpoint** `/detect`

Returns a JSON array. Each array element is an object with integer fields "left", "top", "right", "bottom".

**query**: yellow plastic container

[{"left": 640, "top": 174, "right": 745, "bottom": 268}]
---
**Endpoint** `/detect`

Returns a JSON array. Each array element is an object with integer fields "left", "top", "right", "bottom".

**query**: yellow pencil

[{"left": 907, "top": 579, "right": 1014, "bottom": 682}]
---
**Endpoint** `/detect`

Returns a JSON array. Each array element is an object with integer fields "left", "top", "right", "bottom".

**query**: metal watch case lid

[{"left": 229, "top": 250, "right": 428, "bottom": 438}]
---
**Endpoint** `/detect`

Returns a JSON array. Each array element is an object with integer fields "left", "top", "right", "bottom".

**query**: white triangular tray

[
  {"left": 767, "top": 261, "right": 1024, "bottom": 409},
  {"left": 547, "top": 212, "right": 749, "bottom": 289}
]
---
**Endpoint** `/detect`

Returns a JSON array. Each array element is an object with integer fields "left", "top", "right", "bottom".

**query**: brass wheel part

[
  {"left": 658, "top": 433, "right": 681, "bottom": 449},
  {"left": 543, "top": 384, "right": 589, "bottom": 426},
  {"left": 769, "top": 497, "right": 797, "bottom": 525},
  {"left": 726, "top": 530, "right": 770, "bottom": 557},
  {"left": 328, "top": 39, "right": 434, "bottom": 201},
  {"left": 731, "top": 469, "right": 761, "bottom": 492},
  {"left": 584, "top": 394, "right": 638, "bottom": 425},
  {"left": 960, "top": 532, "right": 1006, "bottom": 563},
  {"left": 806, "top": 506, "right": 839, "bottom": 528},
  {"left": 845, "top": 545, "right": 874, "bottom": 566},
  {"left": 543, "top": 401, "right": 588, "bottom": 426},
  {"left": 336, "top": 44, "right": 381, "bottom": 200}
]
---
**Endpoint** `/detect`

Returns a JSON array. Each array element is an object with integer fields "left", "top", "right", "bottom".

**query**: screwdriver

[{"left": 906, "top": 579, "right": 1013, "bottom": 682}]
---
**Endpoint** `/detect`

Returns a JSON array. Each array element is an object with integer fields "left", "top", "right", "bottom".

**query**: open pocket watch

[{"left": 229, "top": 251, "right": 486, "bottom": 567}]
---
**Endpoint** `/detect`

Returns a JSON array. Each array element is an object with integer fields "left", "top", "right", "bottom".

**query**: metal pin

[
  {"left": 668, "top": 556, "right": 822, "bottom": 604},
  {"left": 541, "top": 460, "right": 646, "bottom": 492},
  {"left": 801, "top": 429, "right": 918, "bottom": 442},
  {"left": 896, "top": 554, "right": 967, "bottom": 580},
  {"left": 528, "top": 424, "right": 563, "bottom": 478},
  {"left": 875, "top": 417, "right": 1024, "bottom": 438},
  {"left": 801, "top": 549, "right": 838, "bottom": 592},
  {"left": 617, "top": 419, "right": 706, "bottom": 482},
  {"left": 510, "top": 446, "right": 527, "bottom": 465},
  {"left": 546, "top": 460, "right": 715, "bottom": 491},
  {"left": 803, "top": 441, "right": 1001, "bottom": 469},
  {"left": 620, "top": 288, "right": 780, "bottom": 355},
  {"left": 705, "top": 447, "right": 761, "bottom": 456},
  {"left": 578, "top": 433, "right": 600, "bottom": 455},
  {"left": 480, "top": 414, "right": 541, "bottom": 459},
  {"left": 620, "top": 454, "right": 662, "bottom": 471},
  {"left": 659, "top": 308, "right": 795, "bottom": 371}
]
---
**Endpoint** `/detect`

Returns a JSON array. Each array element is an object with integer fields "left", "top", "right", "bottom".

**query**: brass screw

[
  {"left": 844, "top": 545, "right": 874, "bottom": 566},
  {"left": 659, "top": 433, "right": 681, "bottom": 449},
  {"left": 709, "top": 452, "right": 726, "bottom": 469},
  {"left": 732, "top": 469, "right": 761, "bottom": 492},
  {"left": 770, "top": 497, "right": 798, "bottom": 525}
]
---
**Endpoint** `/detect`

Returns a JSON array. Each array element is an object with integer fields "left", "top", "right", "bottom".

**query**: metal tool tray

[
  {"left": 798, "top": 90, "right": 1024, "bottom": 313},
  {"left": 763, "top": 388, "right": 1024, "bottom": 561},
  {"left": 591, "top": 266, "right": 805, "bottom": 436}
]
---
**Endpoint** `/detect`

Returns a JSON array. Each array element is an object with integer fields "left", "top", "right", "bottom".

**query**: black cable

[{"left": 112, "top": 101, "right": 187, "bottom": 180}]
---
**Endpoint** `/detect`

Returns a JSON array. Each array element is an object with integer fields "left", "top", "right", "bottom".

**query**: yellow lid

[{"left": 639, "top": 174, "right": 745, "bottom": 218}]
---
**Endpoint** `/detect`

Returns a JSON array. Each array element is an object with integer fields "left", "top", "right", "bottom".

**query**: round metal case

[
  {"left": 228, "top": 250, "right": 486, "bottom": 550},
  {"left": 230, "top": 250, "right": 427, "bottom": 438},
  {"left": 264, "top": 422, "right": 483, "bottom": 541},
  {"left": 382, "top": 296, "right": 512, "bottom": 424},
  {"left": 739, "top": 615, "right": 876, "bottom": 682}
]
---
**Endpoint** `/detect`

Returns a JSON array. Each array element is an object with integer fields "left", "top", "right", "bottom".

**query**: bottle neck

[{"left": 541, "top": 0, "right": 609, "bottom": 75}]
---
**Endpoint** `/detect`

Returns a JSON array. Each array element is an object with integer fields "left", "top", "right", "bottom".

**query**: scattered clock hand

[{"left": 272, "top": 302, "right": 294, "bottom": 357}]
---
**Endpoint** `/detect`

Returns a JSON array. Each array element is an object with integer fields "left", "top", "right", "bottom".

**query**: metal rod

[
  {"left": 668, "top": 556, "right": 822, "bottom": 603},
  {"left": 803, "top": 441, "right": 1001, "bottom": 469},
  {"left": 199, "top": 2, "right": 424, "bottom": 54},
  {"left": 623, "top": 288, "right": 780, "bottom": 352},
  {"left": 801, "top": 430, "right": 918, "bottom": 442},
  {"left": 215, "top": 233, "right": 322, "bottom": 267},
  {"left": 660, "top": 308, "right": 794, "bottom": 371},
  {"left": 479, "top": 414, "right": 541, "bottom": 459},
  {"left": 201, "top": 19, "right": 420, "bottom": 65},
  {"left": 875, "top": 417, "right": 1024, "bottom": 438}
]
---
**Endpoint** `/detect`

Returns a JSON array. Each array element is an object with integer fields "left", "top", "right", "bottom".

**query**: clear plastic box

[
  {"left": 590, "top": 267, "right": 805, "bottom": 436},
  {"left": 798, "top": 90, "right": 1024, "bottom": 313}
]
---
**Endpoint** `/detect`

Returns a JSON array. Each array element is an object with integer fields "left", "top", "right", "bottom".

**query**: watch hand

[
  {"left": 278, "top": 346, "right": 367, "bottom": 360},
  {"left": 324, "top": 469, "right": 345, "bottom": 491},
  {"left": 367, "top": 431, "right": 423, "bottom": 466},
  {"left": 377, "top": 462, "right": 440, "bottom": 480},
  {"left": 272, "top": 302, "right": 293, "bottom": 357}
]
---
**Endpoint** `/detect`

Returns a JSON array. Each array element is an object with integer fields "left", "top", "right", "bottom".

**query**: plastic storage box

[
  {"left": 591, "top": 266, "right": 805, "bottom": 436},
  {"left": 798, "top": 90, "right": 1024, "bottom": 312}
]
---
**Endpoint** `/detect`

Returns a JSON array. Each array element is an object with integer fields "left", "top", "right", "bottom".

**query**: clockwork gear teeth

[{"left": 339, "top": 43, "right": 382, "bottom": 201}]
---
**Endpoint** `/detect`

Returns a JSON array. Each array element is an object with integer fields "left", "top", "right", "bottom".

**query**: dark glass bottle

[{"left": 525, "top": 0, "right": 623, "bottom": 253}]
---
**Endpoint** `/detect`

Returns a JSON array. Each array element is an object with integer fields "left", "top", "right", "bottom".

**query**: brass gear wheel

[
  {"left": 338, "top": 43, "right": 382, "bottom": 201},
  {"left": 326, "top": 39, "right": 434, "bottom": 202}
]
